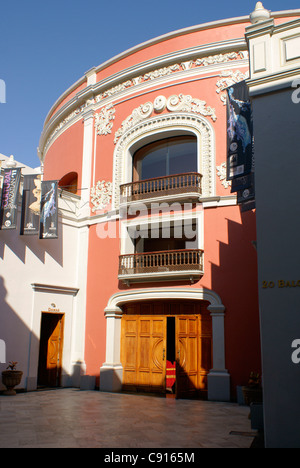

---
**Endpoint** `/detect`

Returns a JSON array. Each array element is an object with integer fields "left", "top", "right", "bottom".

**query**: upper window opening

[
  {"left": 58, "top": 172, "right": 78, "bottom": 195},
  {"left": 133, "top": 136, "right": 197, "bottom": 182}
]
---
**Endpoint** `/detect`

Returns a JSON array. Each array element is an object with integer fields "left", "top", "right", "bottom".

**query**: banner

[
  {"left": 226, "top": 81, "right": 254, "bottom": 184},
  {"left": 20, "top": 174, "right": 41, "bottom": 235},
  {"left": 0, "top": 168, "right": 21, "bottom": 230},
  {"left": 39, "top": 180, "right": 58, "bottom": 239}
]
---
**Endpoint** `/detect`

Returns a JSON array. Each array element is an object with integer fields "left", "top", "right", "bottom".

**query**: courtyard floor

[{"left": 0, "top": 388, "right": 257, "bottom": 448}]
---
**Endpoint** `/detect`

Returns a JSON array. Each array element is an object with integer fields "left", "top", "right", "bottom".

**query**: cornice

[
  {"left": 31, "top": 283, "right": 79, "bottom": 296},
  {"left": 39, "top": 39, "right": 249, "bottom": 159},
  {"left": 42, "top": 10, "right": 300, "bottom": 128},
  {"left": 39, "top": 10, "right": 300, "bottom": 161},
  {"left": 247, "top": 68, "right": 300, "bottom": 95},
  {"left": 44, "top": 38, "right": 247, "bottom": 124}
]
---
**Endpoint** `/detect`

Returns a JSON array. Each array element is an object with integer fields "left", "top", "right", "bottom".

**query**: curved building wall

[{"left": 38, "top": 11, "right": 300, "bottom": 399}]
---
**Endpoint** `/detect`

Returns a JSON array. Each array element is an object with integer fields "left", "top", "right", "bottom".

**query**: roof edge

[{"left": 44, "top": 9, "right": 300, "bottom": 126}]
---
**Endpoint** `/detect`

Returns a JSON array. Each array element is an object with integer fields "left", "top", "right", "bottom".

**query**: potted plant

[
  {"left": 1, "top": 361, "right": 23, "bottom": 396},
  {"left": 242, "top": 372, "right": 263, "bottom": 406}
]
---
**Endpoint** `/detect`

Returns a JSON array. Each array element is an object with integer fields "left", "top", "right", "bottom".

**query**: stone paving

[{"left": 0, "top": 388, "right": 256, "bottom": 448}]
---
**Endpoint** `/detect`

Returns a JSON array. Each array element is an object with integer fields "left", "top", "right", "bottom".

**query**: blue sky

[{"left": 0, "top": 0, "right": 299, "bottom": 169}]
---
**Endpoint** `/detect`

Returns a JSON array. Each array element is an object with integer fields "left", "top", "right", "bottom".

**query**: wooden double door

[{"left": 121, "top": 301, "right": 212, "bottom": 398}]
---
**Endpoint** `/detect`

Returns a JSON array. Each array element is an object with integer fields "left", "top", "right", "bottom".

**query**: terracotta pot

[
  {"left": 1, "top": 370, "right": 23, "bottom": 396},
  {"left": 242, "top": 386, "right": 263, "bottom": 406}
]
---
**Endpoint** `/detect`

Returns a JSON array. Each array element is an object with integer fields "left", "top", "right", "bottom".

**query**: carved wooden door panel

[
  {"left": 121, "top": 315, "right": 166, "bottom": 393},
  {"left": 176, "top": 315, "right": 199, "bottom": 398},
  {"left": 38, "top": 313, "right": 64, "bottom": 387},
  {"left": 47, "top": 315, "right": 64, "bottom": 387},
  {"left": 175, "top": 313, "right": 212, "bottom": 399}
]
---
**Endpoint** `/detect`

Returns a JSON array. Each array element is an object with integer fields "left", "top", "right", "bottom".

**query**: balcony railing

[
  {"left": 118, "top": 249, "right": 204, "bottom": 282},
  {"left": 120, "top": 172, "right": 202, "bottom": 204}
]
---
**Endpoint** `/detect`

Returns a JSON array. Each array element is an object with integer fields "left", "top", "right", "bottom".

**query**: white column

[
  {"left": 99, "top": 308, "right": 123, "bottom": 392},
  {"left": 207, "top": 304, "right": 231, "bottom": 401},
  {"left": 75, "top": 105, "right": 94, "bottom": 389},
  {"left": 80, "top": 108, "right": 95, "bottom": 218}
]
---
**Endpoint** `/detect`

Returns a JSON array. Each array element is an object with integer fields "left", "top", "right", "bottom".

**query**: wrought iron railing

[
  {"left": 120, "top": 172, "right": 202, "bottom": 203},
  {"left": 118, "top": 249, "right": 204, "bottom": 276}
]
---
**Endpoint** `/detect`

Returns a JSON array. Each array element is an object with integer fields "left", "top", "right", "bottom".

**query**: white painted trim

[
  {"left": 112, "top": 112, "right": 216, "bottom": 209},
  {"left": 42, "top": 10, "right": 300, "bottom": 129},
  {"left": 104, "top": 287, "right": 224, "bottom": 312},
  {"left": 31, "top": 283, "right": 79, "bottom": 295},
  {"left": 100, "top": 287, "right": 230, "bottom": 399}
]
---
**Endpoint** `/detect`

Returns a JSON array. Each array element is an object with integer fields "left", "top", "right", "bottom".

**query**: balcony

[
  {"left": 120, "top": 172, "right": 202, "bottom": 206},
  {"left": 118, "top": 249, "right": 204, "bottom": 284}
]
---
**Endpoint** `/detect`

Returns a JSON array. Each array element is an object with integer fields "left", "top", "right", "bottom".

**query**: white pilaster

[
  {"left": 99, "top": 308, "right": 123, "bottom": 392},
  {"left": 80, "top": 108, "right": 95, "bottom": 218},
  {"left": 207, "top": 304, "right": 231, "bottom": 401}
]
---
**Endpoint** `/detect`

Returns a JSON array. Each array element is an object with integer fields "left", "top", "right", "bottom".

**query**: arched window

[
  {"left": 58, "top": 172, "right": 78, "bottom": 194},
  {"left": 133, "top": 135, "right": 197, "bottom": 182}
]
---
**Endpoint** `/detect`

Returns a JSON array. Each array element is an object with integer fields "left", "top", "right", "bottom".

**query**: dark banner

[
  {"left": 20, "top": 174, "right": 41, "bottom": 235},
  {"left": 226, "top": 81, "right": 254, "bottom": 183},
  {"left": 39, "top": 180, "right": 58, "bottom": 239},
  {"left": 0, "top": 168, "right": 21, "bottom": 230}
]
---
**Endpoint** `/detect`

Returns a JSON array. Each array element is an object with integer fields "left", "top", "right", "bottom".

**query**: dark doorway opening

[
  {"left": 166, "top": 317, "right": 176, "bottom": 394},
  {"left": 37, "top": 313, "right": 64, "bottom": 388}
]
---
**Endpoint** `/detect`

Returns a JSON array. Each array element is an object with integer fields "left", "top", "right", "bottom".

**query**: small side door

[{"left": 38, "top": 313, "right": 64, "bottom": 387}]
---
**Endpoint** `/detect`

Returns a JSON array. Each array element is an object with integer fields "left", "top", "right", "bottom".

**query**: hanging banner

[
  {"left": 39, "top": 180, "right": 58, "bottom": 239},
  {"left": 20, "top": 174, "right": 41, "bottom": 235},
  {"left": 226, "top": 81, "right": 254, "bottom": 183},
  {"left": 0, "top": 168, "right": 21, "bottom": 230}
]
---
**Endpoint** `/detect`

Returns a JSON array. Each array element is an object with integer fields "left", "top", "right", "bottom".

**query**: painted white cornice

[
  {"left": 39, "top": 10, "right": 300, "bottom": 161},
  {"left": 42, "top": 10, "right": 300, "bottom": 128},
  {"left": 39, "top": 40, "right": 249, "bottom": 159}
]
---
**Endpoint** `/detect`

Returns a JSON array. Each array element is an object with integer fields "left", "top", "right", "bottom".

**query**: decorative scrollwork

[
  {"left": 90, "top": 180, "right": 113, "bottom": 212},
  {"left": 95, "top": 104, "right": 116, "bottom": 135},
  {"left": 114, "top": 94, "right": 216, "bottom": 144},
  {"left": 216, "top": 162, "right": 231, "bottom": 189}
]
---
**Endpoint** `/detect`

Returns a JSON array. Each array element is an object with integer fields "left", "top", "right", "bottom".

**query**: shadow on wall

[
  {"left": 0, "top": 275, "right": 34, "bottom": 390},
  {"left": 0, "top": 218, "right": 63, "bottom": 266},
  {"left": 0, "top": 277, "right": 96, "bottom": 393},
  {"left": 210, "top": 209, "right": 261, "bottom": 396}
]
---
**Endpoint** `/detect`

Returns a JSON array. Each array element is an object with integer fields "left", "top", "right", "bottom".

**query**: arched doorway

[
  {"left": 100, "top": 288, "right": 231, "bottom": 401},
  {"left": 121, "top": 300, "right": 212, "bottom": 399}
]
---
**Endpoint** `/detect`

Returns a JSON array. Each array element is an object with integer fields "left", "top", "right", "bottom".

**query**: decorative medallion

[
  {"left": 91, "top": 180, "right": 113, "bottom": 212},
  {"left": 114, "top": 94, "right": 216, "bottom": 144},
  {"left": 216, "top": 163, "right": 231, "bottom": 189},
  {"left": 95, "top": 104, "right": 115, "bottom": 135},
  {"left": 216, "top": 70, "right": 249, "bottom": 105}
]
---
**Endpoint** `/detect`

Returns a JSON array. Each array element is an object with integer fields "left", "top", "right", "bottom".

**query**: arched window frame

[{"left": 112, "top": 113, "right": 215, "bottom": 209}]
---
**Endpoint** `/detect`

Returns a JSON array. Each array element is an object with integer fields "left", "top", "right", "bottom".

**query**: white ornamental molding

[
  {"left": 216, "top": 162, "right": 231, "bottom": 189},
  {"left": 112, "top": 112, "right": 215, "bottom": 209},
  {"left": 91, "top": 180, "right": 113, "bottom": 212},
  {"left": 42, "top": 51, "right": 248, "bottom": 157},
  {"left": 95, "top": 104, "right": 116, "bottom": 136},
  {"left": 216, "top": 70, "right": 249, "bottom": 105},
  {"left": 114, "top": 94, "right": 217, "bottom": 144}
]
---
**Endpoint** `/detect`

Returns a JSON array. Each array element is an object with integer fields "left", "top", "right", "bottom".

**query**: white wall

[
  {"left": 0, "top": 193, "right": 86, "bottom": 391},
  {"left": 246, "top": 15, "right": 300, "bottom": 448}
]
